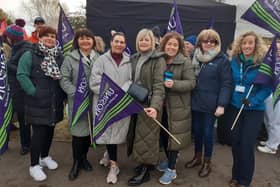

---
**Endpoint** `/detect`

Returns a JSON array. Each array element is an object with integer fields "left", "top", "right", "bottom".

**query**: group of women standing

[{"left": 4, "top": 22, "right": 271, "bottom": 187}]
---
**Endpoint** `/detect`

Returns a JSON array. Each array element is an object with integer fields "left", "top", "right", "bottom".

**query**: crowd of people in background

[{"left": 1, "top": 15, "right": 280, "bottom": 187}]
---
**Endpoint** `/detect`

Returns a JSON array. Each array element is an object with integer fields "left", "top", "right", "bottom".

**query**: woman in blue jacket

[
  {"left": 228, "top": 31, "right": 271, "bottom": 187},
  {"left": 185, "top": 29, "right": 233, "bottom": 177}
]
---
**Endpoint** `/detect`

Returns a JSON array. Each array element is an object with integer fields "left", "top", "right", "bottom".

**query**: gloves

[{"left": 242, "top": 98, "right": 251, "bottom": 106}]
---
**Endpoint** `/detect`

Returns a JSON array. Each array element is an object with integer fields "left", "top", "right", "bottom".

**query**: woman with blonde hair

[
  {"left": 228, "top": 31, "right": 270, "bottom": 187},
  {"left": 127, "top": 28, "right": 166, "bottom": 186},
  {"left": 185, "top": 29, "right": 233, "bottom": 177}
]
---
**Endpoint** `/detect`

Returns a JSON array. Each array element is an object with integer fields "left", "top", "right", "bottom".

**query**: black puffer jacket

[
  {"left": 7, "top": 41, "right": 33, "bottom": 112},
  {"left": 24, "top": 45, "right": 66, "bottom": 126}
]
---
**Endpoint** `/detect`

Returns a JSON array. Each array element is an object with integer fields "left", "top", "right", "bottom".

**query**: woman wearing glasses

[{"left": 185, "top": 29, "right": 233, "bottom": 177}]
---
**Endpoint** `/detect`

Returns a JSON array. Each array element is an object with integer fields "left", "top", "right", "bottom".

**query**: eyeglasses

[{"left": 202, "top": 40, "right": 217, "bottom": 45}]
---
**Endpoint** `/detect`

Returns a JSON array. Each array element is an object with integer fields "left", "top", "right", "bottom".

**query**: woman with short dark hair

[
  {"left": 60, "top": 28, "right": 99, "bottom": 181},
  {"left": 17, "top": 25, "right": 65, "bottom": 182}
]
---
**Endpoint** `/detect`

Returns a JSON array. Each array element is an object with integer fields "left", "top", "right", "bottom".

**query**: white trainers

[
  {"left": 29, "top": 165, "right": 47, "bottom": 181},
  {"left": 106, "top": 165, "right": 120, "bottom": 184},
  {"left": 40, "top": 156, "right": 58, "bottom": 170},
  {"left": 99, "top": 151, "right": 110, "bottom": 167},
  {"left": 257, "top": 145, "right": 277, "bottom": 154}
]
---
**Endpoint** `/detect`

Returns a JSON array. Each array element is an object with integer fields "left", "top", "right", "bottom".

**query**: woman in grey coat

[
  {"left": 60, "top": 28, "right": 99, "bottom": 181},
  {"left": 89, "top": 32, "right": 132, "bottom": 184}
]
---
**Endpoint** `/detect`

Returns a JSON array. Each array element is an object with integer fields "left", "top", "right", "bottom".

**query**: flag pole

[
  {"left": 151, "top": 117, "right": 181, "bottom": 145},
  {"left": 231, "top": 84, "right": 254, "bottom": 130},
  {"left": 87, "top": 112, "right": 95, "bottom": 148}
]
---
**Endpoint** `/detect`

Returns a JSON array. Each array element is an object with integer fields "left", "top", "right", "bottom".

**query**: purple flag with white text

[
  {"left": 241, "top": 0, "right": 280, "bottom": 34},
  {"left": 71, "top": 57, "right": 90, "bottom": 129},
  {"left": 254, "top": 36, "right": 280, "bottom": 106},
  {"left": 93, "top": 73, "right": 143, "bottom": 141},
  {"left": 0, "top": 46, "right": 12, "bottom": 155},
  {"left": 167, "top": 0, "right": 184, "bottom": 36},
  {"left": 57, "top": 4, "right": 74, "bottom": 54}
]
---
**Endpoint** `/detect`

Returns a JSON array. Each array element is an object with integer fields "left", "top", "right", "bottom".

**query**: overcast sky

[{"left": 0, "top": 0, "right": 85, "bottom": 34}]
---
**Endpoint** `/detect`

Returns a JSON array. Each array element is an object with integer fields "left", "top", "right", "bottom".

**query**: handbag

[{"left": 127, "top": 83, "right": 149, "bottom": 103}]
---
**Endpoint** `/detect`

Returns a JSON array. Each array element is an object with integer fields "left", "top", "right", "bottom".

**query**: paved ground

[{"left": 0, "top": 129, "right": 280, "bottom": 187}]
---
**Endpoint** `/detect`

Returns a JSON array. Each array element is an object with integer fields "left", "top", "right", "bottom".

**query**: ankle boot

[
  {"left": 185, "top": 152, "right": 202, "bottom": 168},
  {"left": 80, "top": 154, "right": 92, "bottom": 171},
  {"left": 128, "top": 165, "right": 151, "bottom": 186},
  {"left": 69, "top": 159, "right": 80, "bottom": 181},
  {"left": 198, "top": 157, "right": 211, "bottom": 177}
]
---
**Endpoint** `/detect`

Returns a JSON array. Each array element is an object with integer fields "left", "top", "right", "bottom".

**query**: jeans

[
  {"left": 264, "top": 95, "right": 280, "bottom": 150},
  {"left": 231, "top": 106, "right": 264, "bottom": 186},
  {"left": 192, "top": 111, "right": 216, "bottom": 158}
]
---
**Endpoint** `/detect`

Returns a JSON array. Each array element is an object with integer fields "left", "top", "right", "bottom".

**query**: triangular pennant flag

[{"left": 93, "top": 73, "right": 143, "bottom": 141}]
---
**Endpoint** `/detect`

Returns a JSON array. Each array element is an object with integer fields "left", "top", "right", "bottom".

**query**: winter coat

[
  {"left": 17, "top": 45, "right": 65, "bottom": 126},
  {"left": 164, "top": 53, "right": 196, "bottom": 151},
  {"left": 60, "top": 49, "right": 99, "bottom": 137},
  {"left": 7, "top": 41, "right": 33, "bottom": 112},
  {"left": 127, "top": 50, "right": 166, "bottom": 165},
  {"left": 89, "top": 50, "right": 132, "bottom": 144},
  {"left": 191, "top": 52, "right": 233, "bottom": 114},
  {"left": 230, "top": 55, "right": 271, "bottom": 111}
]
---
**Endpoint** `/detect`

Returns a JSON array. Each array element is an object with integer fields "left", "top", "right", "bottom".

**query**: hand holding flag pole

[
  {"left": 93, "top": 73, "right": 181, "bottom": 145},
  {"left": 231, "top": 84, "right": 254, "bottom": 130}
]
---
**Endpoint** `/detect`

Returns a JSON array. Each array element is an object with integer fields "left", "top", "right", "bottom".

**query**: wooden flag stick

[
  {"left": 152, "top": 118, "right": 181, "bottom": 145},
  {"left": 87, "top": 112, "right": 94, "bottom": 146}
]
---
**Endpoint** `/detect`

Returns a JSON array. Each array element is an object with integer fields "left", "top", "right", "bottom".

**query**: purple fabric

[{"left": 93, "top": 73, "right": 143, "bottom": 141}]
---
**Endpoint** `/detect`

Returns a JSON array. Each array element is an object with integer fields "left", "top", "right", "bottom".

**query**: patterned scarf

[{"left": 38, "top": 41, "right": 61, "bottom": 80}]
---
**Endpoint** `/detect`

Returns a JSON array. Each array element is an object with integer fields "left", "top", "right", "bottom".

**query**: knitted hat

[
  {"left": 184, "top": 35, "right": 197, "bottom": 46},
  {"left": 15, "top": 18, "right": 26, "bottom": 27},
  {"left": 34, "top": 17, "right": 45, "bottom": 24},
  {"left": 4, "top": 24, "right": 24, "bottom": 41},
  {"left": 151, "top": 26, "right": 162, "bottom": 38}
]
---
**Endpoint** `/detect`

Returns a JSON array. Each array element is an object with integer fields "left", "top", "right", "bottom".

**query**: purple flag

[
  {"left": 254, "top": 35, "right": 280, "bottom": 106},
  {"left": 0, "top": 47, "right": 13, "bottom": 155},
  {"left": 71, "top": 57, "right": 90, "bottom": 129},
  {"left": 207, "top": 17, "right": 215, "bottom": 29},
  {"left": 93, "top": 73, "right": 143, "bottom": 141},
  {"left": 167, "top": 0, "right": 184, "bottom": 36},
  {"left": 57, "top": 4, "right": 74, "bottom": 54},
  {"left": 241, "top": 0, "right": 280, "bottom": 34}
]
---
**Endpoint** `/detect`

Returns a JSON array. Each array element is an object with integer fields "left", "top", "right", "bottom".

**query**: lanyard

[{"left": 240, "top": 62, "right": 243, "bottom": 85}]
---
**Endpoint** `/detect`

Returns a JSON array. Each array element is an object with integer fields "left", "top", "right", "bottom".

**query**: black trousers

[
  {"left": 231, "top": 106, "right": 264, "bottom": 186},
  {"left": 161, "top": 107, "right": 178, "bottom": 170},
  {"left": 106, "top": 144, "right": 117, "bottom": 162},
  {"left": 17, "top": 112, "right": 31, "bottom": 148},
  {"left": 30, "top": 125, "right": 54, "bottom": 166},
  {"left": 72, "top": 135, "right": 91, "bottom": 160}
]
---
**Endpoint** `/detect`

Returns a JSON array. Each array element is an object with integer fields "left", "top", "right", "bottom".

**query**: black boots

[
  {"left": 69, "top": 160, "right": 80, "bottom": 181},
  {"left": 198, "top": 157, "right": 211, "bottom": 177},
  {"left": 128, "top": 165, "right": 151, "bottom": 186},
  {"left": 185, "top": 152, "right": 202, "bottom": 168},
  {"left": 80, "top": 154, "right": 92, "bottom": 171}
]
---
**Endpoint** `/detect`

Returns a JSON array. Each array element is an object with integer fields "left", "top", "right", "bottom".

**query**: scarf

[
  {"left": 192, "top": 48, "right": 220, "bottom": 76},
  {"left": 38, "top": 41, "right": 61, "bottom": 80}
]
